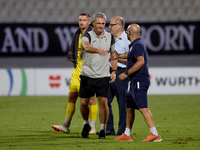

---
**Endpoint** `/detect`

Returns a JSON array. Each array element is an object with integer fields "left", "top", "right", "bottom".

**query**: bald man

[{"left": 112, "top": 24, "right": 163, "bottom": 142}]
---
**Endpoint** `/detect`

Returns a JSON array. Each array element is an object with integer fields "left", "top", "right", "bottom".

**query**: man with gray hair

[{"left": 79, "top": 12, "right": 117, "bottom": 139}]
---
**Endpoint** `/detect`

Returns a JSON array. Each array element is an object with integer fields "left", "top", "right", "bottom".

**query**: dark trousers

[{"left": 106, "top": 68, "right": 128, "bottom": 134}]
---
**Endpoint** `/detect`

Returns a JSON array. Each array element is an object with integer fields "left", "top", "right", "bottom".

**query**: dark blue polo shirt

[{"left": 126, "top": 38, "right": 150, "bottom": 81}]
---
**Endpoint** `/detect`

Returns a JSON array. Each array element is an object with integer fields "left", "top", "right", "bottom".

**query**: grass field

[{"left": 0, "top": 95, "right": 200, "bottom": 150}]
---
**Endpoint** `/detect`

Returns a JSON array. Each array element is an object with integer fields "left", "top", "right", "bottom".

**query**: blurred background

[
  {"left": 0, "top": 0, "right": 199, "bottom": 23},
  {"left": 0, "top": 0, "right": 200, "bottom": 96}
]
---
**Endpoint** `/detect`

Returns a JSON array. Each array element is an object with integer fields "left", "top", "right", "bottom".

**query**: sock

[
  {"left": 124, "top": 128, "right": 131, "bottom": 136},
  {"left": 90, "top": 120, "right": 96, "bottom": 129},
  {"left": 66, "top": 103, "right": 76, "bottom": 118},
  {"left": 150, "top": 127, "right": 158, "bottom": 136},
  {"left": 100, "top": 124, "right": 106, "bottom": 131},
  {"left": 89, "top": 104, "right": 98, "bottom": 121},
  {"left": 89, "top": 104, "right": 98, "bottom": 128},
  {"left": 84, "top": 120, "right": 89, "bottom": 125},
  {"left": 64, "top": 117, "right": 71, "bottom": 127},
  {"left": 64, "top": 103, "right": 76, "bottom": 127}
]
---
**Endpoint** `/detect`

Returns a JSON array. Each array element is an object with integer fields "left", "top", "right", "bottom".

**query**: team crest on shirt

[{"left": 104, "top": 39, "right": 109, "bottom": 44}]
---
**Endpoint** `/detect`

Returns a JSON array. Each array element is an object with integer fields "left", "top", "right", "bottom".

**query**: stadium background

[{"left": 0, "top": 0, "right": 200, "bottom": 96}]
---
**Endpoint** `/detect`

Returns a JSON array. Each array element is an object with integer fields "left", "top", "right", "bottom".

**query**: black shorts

[
  {"left": 126, "top": 79, "right": 150, "bottom": 109},
  {"left": 79, "top": 75, "right": 110, "bottom": 98}
]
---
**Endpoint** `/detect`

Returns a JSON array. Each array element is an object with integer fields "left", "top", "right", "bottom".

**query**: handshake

[{"left": 109, "top": 50, "right": 128, "bottom": 61}]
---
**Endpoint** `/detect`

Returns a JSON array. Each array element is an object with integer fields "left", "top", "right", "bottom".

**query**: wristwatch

[
  {"left": 112, "top": 70, "right": 118, "bottom": 74},
  {"left": 125, "top": 70, "right": 129, "bottom": 76}
]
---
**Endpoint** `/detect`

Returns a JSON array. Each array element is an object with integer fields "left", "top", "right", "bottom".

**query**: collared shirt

[
  {"left": 109, "top": 31, "right": 130, "bottom": 68},
  {"left": 81, "top": 29, "right": 115, "bottom": 78}
]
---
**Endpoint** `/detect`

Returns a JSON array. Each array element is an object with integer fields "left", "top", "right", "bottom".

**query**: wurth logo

[
  {"left": 155, "top": 76, "right": 200, "bottom": 86},
  {"left": 49, "top": 75, "right": 61, "bottom": 88}
]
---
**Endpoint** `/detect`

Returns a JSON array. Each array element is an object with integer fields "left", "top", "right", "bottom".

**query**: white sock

[
  {"left": 84, "top": 120, "right": 89, "bottom": 125},
  {"left": 124, "top": 128, "right": 131, "bottom": 136},
  {"left": 100, "top": 124, "right": 106, "bottom": 131},
  {"left": 150, "top": 127, "right": 158, "bottom": 136},
  {"left": 64, "top": 117, "right": 71, "bottom": 127},
  {"left": 90, "top": 120, "right": 96, "bottom": 128}
]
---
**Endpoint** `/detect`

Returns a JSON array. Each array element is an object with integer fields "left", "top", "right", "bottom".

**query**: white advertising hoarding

[
  {"left": 0, "top": 69, "right": 10, "bottom": 96},
  {"left": 0, "top": 68, "right": 73, "bottom": 96},
  {"left": 0, "top": 69, "right": 35, "bottom": 96},
  {"left": 148, "top": 67, "right": 200, "bottom": 95},
  {"left": 35, "top": 68, "right": 73, "bottom": 96},
  {"left": 0, "top": 67, "right": 199, "bottom": 96}
]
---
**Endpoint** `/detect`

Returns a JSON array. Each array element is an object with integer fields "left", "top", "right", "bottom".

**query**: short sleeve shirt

[
  {"left": 109, "top": 31, "right": 130, "bottom": 68},
  {"left": 81, "top": 29, "right": 115, "bottom": 78},
  {"left": 126, "top": 38, "right": 150, "bottom": 80}
]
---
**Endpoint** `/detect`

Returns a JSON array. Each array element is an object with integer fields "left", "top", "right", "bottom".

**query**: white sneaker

[
  {"left": 89, "top": 127, "right": 96, "bottom": 134},
  {"left": 52, "top": 125, "right": 70, "bottom": 133}
]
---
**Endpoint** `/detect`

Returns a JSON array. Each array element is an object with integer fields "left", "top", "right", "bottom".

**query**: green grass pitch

[{"left": 0, "top": 95, "right": 200, "bottom": 150}]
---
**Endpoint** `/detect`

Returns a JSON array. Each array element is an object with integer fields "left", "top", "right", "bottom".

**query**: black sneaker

[
  {"left": 96, "top": 130, "right": 116, "bottom": 136},
  {"left": 106, "top": 130, "right": 116, "bottom": 136},
  {"left": 96, "top": 131, "right": 100, "bottom": 135},
  {"left": 81, "top": 124, "right": 91, "bottom": 138},
  {"left": 98, "top": 129, "right": 106, "bottom": 139}
]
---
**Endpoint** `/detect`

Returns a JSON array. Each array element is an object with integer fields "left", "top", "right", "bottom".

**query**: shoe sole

[
  {"left": 143, "top": 138, "right": 163, "bottom": 142},
  {"left": 52, "top": 126, "right": 69, "bottom": 133},
  {"left": 81, "top": 135, "right": 89, "bottom": 138},
  {"left": 115, "top": 139, "right": 133, "bottom": 141},
  {"left": 98, "top": 136, "right": 106, "bottom": 139},
  {"left": 89, "top": 131, "right": 96, "bottom": 134},
  {"left": 153, "top": 139, "right": 163, "bottom": 142}
]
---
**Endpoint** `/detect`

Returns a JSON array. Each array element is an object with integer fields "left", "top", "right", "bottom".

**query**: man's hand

[
  {"left": 98, "top": 49, "right": 109, "bottom": 56},
  {"left": 109, "top": 51, "right": 118, "bottom": 61},
  {"left": 119, "top": 73, "right": 128, "bottom": 81},
  {"left": 110, "top": 71, "right": 116, "bottom": 83}
]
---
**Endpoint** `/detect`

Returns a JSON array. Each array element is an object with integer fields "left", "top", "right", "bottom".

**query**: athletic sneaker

[
  {"left": 142, "top": 133, "right": 163, "bottom": 142},
  {"left": 114, "top": 133, "right": 133, "bottom": 141},
  {"left": 89, "top": 127, "right": 96, "bottom": 134},
  {"left": 96, "top": 130, "right": 116, "bottom": 136},
  {"left": 52, "top": 125, "right": 70, "bottom": 133},
  {"left": 98, "top": 130, "right": 106, "bottom": 139},
  {"left": 81, "top": 124, "right": 91, "bottom": 138}
]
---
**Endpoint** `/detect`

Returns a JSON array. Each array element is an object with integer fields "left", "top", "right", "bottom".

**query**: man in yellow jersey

[{"left": 52, "top": 12, "right": 98, "bottom": 134}]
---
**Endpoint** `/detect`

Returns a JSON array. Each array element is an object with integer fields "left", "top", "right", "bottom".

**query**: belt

[
  {"left": 117, "top": 67, "right": 126, "bottom": 70},
  {"left": 110, "top": 67, "right": 126, "bottom": 71}
]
